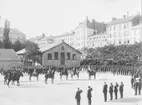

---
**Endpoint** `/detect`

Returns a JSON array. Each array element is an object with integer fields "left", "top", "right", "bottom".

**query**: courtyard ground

[{"left": 0, "top": 71, "right": 141, "bottom": 105}]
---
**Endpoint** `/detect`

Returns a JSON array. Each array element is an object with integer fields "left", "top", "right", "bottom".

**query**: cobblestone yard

[{"left": 0, "top": 72, "right": 141, "bottom": 105}]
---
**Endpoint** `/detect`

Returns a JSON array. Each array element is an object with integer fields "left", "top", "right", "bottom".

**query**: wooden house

[{"left": 41, "top": 41, "right": 81, "bottom": 67}]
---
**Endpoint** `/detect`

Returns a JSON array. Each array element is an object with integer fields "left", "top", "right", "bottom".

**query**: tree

[
  {"left": 0, "top": 40, "right": 4, "bottom": 48},
  {"left": 25, "top": 41, "right": 41, "bottom": 65},
  {"left": 3, "top": 20, "right": 12, "bottom": 49},
  {"left": 13, "top": 40, "right": 22, "bottom": 52}
]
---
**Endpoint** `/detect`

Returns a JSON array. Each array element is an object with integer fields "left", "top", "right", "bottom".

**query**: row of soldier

[{"left": 75, "top": 82, "right": 124, "bottom": 105}]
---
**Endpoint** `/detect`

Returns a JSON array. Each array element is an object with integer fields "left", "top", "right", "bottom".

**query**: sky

[{"left": 0, "top": 0, "right": 141, "bottom": 39}]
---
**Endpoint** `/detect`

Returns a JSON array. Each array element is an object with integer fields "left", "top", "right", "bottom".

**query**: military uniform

[
  {"left": 109, "top": 83, "right": 113, "bottom": 100},
  {"left": 119, "top": 82, "right": 124, "bottom": 98},
  {"left": 103, "top": 82, "right": 108, "bottom": 102},
  {"left": 75, "top": 88, "right": 83, "bottom": 105},
  {"left": 114, "top": 83, "right": 119, "bottom": 99},
  {"left": 87, "top": 86, "right": 93, "bottom": 105}
]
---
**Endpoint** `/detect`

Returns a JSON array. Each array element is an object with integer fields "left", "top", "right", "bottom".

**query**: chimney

[{"left": 127, "top": 12, "right": 129, "bottom": 17}]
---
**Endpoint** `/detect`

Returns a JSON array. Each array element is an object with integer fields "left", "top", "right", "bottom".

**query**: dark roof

[
  {"left": 41, "top": 41, "right": 82, "bottom": 54},
  {"left": 0, "top": 49, "right": 21, "bottom": 61},
  {"left": 107, "top": 15, "right": 135, "bottom": 25},
  {"left": 87, "top": 20, "right": 106, "bottom": 34},
  {"left": 17, "top": 41, "right": 81, "bottom": 54}
]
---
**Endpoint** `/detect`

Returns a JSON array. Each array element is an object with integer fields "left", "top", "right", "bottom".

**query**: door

[{"left": 60, "top": 52, "right": 65, "bottom": 65}]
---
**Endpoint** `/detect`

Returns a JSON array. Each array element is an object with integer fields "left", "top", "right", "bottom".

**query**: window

[
  {"left": 48, "top": 53, "right": 52, "bottom": 60},
  {"left": 119, "top": 41, "right": 121, "bottom": 44},
  {"left": 114, "top": 26, "right": 115, "bottom": 30},
  {"left": 72, "top": 54, "right": 76, "bottom": 60},
  {"left": 67, "top": 53, "right": 71, "bottom": 60},
  {"left": 127, "top": 40, "right": 130, "bottom": 44},
  {"left": 54, "top": 52, "right": 58, "bottom": 60},
  {"left": 61, "top": 46, "right": 64, "bottom": 50},
  {"left": 124, "top": 24, "right": 126, "bottom": 29}
]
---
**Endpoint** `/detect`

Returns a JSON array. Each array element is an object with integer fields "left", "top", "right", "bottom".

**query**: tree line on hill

[{"left": 81, "top": 42, "right": 142, "bottom": 66}]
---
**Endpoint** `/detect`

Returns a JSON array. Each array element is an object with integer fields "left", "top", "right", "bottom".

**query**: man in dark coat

[
  {"left": 87, "top": 86, "right": 93, "bottom": 105},
  {"left": 103, "top": 82, "right": 108, "bottom": 102},
  {"left": 131, "top": 76, "right": 134, "bottom": 88},
  {"left": 109, "top": 83, "right": 113, "bottom": 100},
  {"left": 114, "top": 82, "right": 119, "bottom": 99},
  {"left": 119, "top": 82, "right": 124, "bottom": 98},
  {"left": 75, "top": 88, "right": 83, "bottom": 105}
]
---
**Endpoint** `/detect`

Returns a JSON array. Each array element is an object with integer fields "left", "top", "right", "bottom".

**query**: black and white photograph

[{"left": 0, "top": 0, "right": 142, "bottom": 105}]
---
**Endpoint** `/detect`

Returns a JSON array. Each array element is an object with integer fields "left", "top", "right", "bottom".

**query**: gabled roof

[
  {"left": 107, "top": 15, "right": 136, "bottom": 25},
  {"left": 41, "top": 41, "right": 82, "bottom": 54},
  {"left": 0, "top": 49, "right": 21, "bottom": 61},
  {"left": 17, "top": 41, "right": 81, "bottom": 55}
]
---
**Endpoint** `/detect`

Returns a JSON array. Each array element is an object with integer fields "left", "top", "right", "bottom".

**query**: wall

[{"left": 42, "top": 43, "right": 81, "bottom": 67}]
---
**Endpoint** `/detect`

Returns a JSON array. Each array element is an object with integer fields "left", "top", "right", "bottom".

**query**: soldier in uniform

[
  {"left": 109, "top": 83, "right": 113, "bottom": 100},
  {"left": 87, "top": 86, "right": 93, "bottom": 105},
  {"left": 119, "top": 82, "right": 124, "bottom": 98},
  {"left": 138, "top": 77, "right": 142, "bottom": 95},
  {"left": 103, "top": 82, "right": 108, "bottom": 102},
  {"left": 114, "top": 82, "right": 119, "bottom": 99},
  {"left": 131, "top": 76, "right": 134, "bottom": 88},
  {"left": 75, "top": 88, "right": 83, "bottom": 105}
]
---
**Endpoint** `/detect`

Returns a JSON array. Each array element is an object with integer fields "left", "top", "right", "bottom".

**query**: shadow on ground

[{"left": 109, "top": 98, "right": 142, "bottom": 103}]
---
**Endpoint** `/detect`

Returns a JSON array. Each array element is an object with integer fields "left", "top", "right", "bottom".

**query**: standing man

[
  {"left": 109, "top": 83, "right": 113, "bottom": 100},
  {"left": 87, "top": 86, "right": 93, "bottom": 105},
  {"left": 114, "top": 82, "right": 119, "bottom": 99},
  {"left": 75, "top": 88, "right": 83, "bottom": 105},
  {"left": 119, "top": 82, "right": 124, "bottom": 98},
  {"left": 103, "top": 82, "right": 108, "bottom": 102},
  {"left": 131, "top": 76, "right": 134, "bottom": 88}
]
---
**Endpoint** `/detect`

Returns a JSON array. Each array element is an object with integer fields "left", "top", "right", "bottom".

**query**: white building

[
  {"left": 88, "top": 33, "right": 108, "bottom": 48},
  {"left": 106, "top": 13, "right": 141, "bottom": 46},
  {"left": 54, "top": 17, "right": 106, "bottom": 50},
  {"left": 131, "top": 22, "right": 142, "bottom": 44}
]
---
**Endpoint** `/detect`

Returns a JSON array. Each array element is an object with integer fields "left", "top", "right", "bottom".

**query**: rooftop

[
  {"left": 54, "top": 32, "right": 74, "bottom": 38},
  {"left": 107, "top": 15, "right": 136, "bottom": 25},
  {"left": 0, "top": 49, "right": 21, "bottom": 61}
]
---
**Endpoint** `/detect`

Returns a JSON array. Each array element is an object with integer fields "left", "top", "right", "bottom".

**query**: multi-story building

[
  {"left": 54, "top": 17, "right": 106, "bottom": 50},
  {"left": 131, "top": 18, "right": 142, "bottom": 44},
  {"left": 88, "top": 33, "right": 108, "bottom": 48},
  {"left": 0, "top": 27, "right": 26, "bottom": 43},
  {"left": 106, "top": 13, "right": 141, "bottom": 46}
]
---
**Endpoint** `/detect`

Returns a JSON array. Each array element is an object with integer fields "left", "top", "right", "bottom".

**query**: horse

[
  {"left": 5, "top": 70, "right": 23, "bottom": 87},
  {"left": 87, "top": 69, "right": 96, "bottom": 80},
  {"left": 44, "top": 69, "right": 56, "bottom": 84},
  {"left": 60, "top": 68, "right": 69, "bottom": 80},
  {"left": 70, "top": 67, "right": 80, "bottom": 79},
  {"left": 28, "top": 67, "right": 40, "bottom": 81}
]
